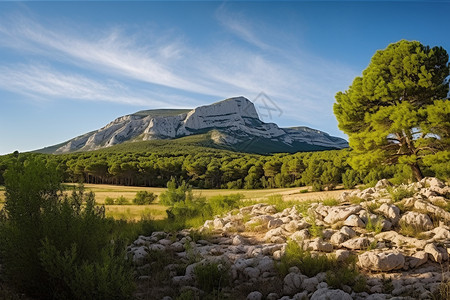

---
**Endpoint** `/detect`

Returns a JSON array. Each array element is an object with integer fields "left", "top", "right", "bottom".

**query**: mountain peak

[{"left": 40, "top": 97, "right": 348, "bottom": 154}]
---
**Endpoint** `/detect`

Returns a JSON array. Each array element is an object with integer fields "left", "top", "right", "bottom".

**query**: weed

[
  {"left": 365, "top": 215, "right": 383, "bottom": 234},
  {"left": 388, "top": 186, "right": 415, "bottom": 202},
  {"left": 398, "top": 220, "right": 428, "bottom": 239},
  {"left": 322, "top": 198, "right": 340, "bottom": 206},
  {"left": 433, "top": 263, "right": 450, "bottom": 300},
  {"left": 295, "top": 201, "right": 313, "bottom": 218},
  {"left": 306, "top": 214, "right": 323, "bottom": 238},
  {"left": 245, "top": 219, "right": 266, "bottom": 232},
  {"left": 326, "top": 255, "right": 367, "bottom": 292},
  {"left": 300, "top": 189, "right": 308, "bottom": 193},
  {"left": 366, "top": 240, "right": 378, "bottom": 251},
  {"left": 194, "top": 260, "right": 230, "bottom": 294},
  {"left": 381, "top": 275, "right": 394, "bottom": 294},
  {"left": 349, "top": 196, "right": 364, "bottom": 204},
  {"left": 277, "top": 241, "right": 337, "bottom": 277}
]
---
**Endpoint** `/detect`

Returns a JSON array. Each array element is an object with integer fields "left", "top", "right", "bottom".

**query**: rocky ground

[{"left": 128, "top": 177, "right": 450, "bottom": 300}]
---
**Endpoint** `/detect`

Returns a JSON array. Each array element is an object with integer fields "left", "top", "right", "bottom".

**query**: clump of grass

[
  {"left": 277, "top": 241, "right": 338, "bottom": 277},
  {"left": 433, "top": 264, "right": 450, "bottom": 300},
  {"left": 295, "top": 201, "right": 314, "bottom": 217},
  {"left": 365, "top": 215, "right": 383, "bottom": 234},
  {"left": 349, "top": 196, "right": 364, "bottom": 204},
  {"left": 326, "top": 255, "right": 367, "bottom": 293},
  {"left": 322, "top": 198, "right": 340, "bottom": 207},
  {"left": 388, "top": 186, "right": 415, "bottom": 202},
  {"left": 245, "top": 219, "right": 266, "bottom": 232},
  {"left": 104, "top": 196, "right": 115, "bottom": 205},
  {"left": 300, "top": 189, "right": 309, "bottom": 194},
  {"left": 366, "top": 240, "right": 378, "bottom": 251},
  {"left": 194, "top": 260, "right": 230, "bottom": 295},
  {"left": 398, "top": 221, "right": 428, "bottom": 239}
]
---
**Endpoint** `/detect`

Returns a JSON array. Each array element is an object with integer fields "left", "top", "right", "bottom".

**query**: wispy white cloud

[{"left": 0, "top": 9, "right": 357, "bottom": 129}]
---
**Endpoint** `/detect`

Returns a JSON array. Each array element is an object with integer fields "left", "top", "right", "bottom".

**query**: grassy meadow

[
  {"left": 60, "top": 183, "right": 350, "bottom": 221},
  {"left": 0, "top": 183, "right": 350, "bottom": 220}
]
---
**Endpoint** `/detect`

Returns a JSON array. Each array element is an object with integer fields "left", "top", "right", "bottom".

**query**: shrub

[
  {"left": 115, "top": 195, "right": 129, "bottom": 205},
  {"left": 365, "top": 215, "right": 383, "bottom": 234},
  {"left": 277, "top": 241, "right": 337, "bottom": 277},
  {"left": 299, "top": 189, "right": 308, "bottom": 193},
  {"left": 104, "top": 196, "right": 115, "bottom": 205},
  {"left": 0, "top": 156, "right": 135, "bottom": 299},
  {"left": 194, "top": 261, "right": 229, "bottom": 294},
  {"left": 388, "top": 186, "right": 415, "bottom": 202},
  {"left": 133, "top": 191, "right": 157, "bottom": 205},
  {"left": 159, "top": 178, "right": 193, "bottom": 206},
  {"left": 322, "top": 198, "right": 339, "bottom": 206}
]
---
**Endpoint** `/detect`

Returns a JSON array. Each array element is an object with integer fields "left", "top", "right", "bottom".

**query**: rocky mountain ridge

[{"left": 46, "top": 97, "right": 348, "bottom": 154}]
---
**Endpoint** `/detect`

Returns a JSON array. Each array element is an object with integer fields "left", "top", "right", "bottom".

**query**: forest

[{"left": 1, "top": 145, "right": 448, "bottom": 191}]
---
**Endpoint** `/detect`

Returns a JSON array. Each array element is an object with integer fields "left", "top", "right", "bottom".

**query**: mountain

[{"left": 38, "top": 97, "right": 348, "bottom": 154}]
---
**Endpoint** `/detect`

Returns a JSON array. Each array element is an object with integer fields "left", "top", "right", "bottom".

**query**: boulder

[
  {"left": 324, "top": 205, "right": 362, "bottom": 224},
  {"left": 375, "top": 231, "right": 427, "bottom": 248},
  {"left": 342, "top": 237, "right": 370, "bottom": 250},
  {"left": 343, "top": 214, "right": 365, "bottom": 227},
  {"left": 378, "top": 203, "right": 400, "bottom": 224},
  {"left": 399, "top": 211, "right": 433, "bottom": 230},
  {"left": 340, "top": 226, "right": 357, "bottom": 238},
  {"left": 247, "top": 291, "right": 263, "bottom": 300},
  {"left": 407, "top": 251, "right": 428, "bottom": 269},
  {"left": 330, "top": 232, "right": 348, "bottom": 245},
  {"left": 290, "top": 229, "right": 310, "bottom": 242},
  {"left": 424, "top": 243, "right": 449, "bottom": 263},
  {"left": 283, "top": 272, "right": 304, "bottom": 295},
  {"left": 308, "top": 238, "right": 333, "bottom": 252},
  {"left": 267, "top": 218, "right": 284, "bottom": 229},
  {"left": 301, "top": 276, "right": 319, "bottom": 292},
  {"left": 375, "top": 179, "right": 393, "bottom": 189},
  {"left": 310, "top": 288, "right": 352, "bottom": 300},
  {"left": 358, "top": 251, "right": 405, "bottom": 271}
]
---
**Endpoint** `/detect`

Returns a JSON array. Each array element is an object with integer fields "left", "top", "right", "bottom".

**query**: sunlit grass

[{"left": 105, "top": 204, "right": 168, "bottom": 221}]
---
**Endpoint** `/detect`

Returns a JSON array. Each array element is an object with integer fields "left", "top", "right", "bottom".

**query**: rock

[
  {"left": 283, "top": 272, "right": 303, "bottom": 295},
  {"left": 358, "top": 251, "right": 405, "bottom": 271},
  {"left": 407, "top": 251, "right": 428, "bottom": 269},
  {"left": 310, "top": 288, "right": 352, "bottom": 300},
  {"left": 170, "top": 241, "right": 185, "bottom": 252},
  {"left": 378, "top": 203, "right": 401, "bottom": 224},
  {"left": 343, "top": 214, "right": 365, "bottom": 227},
  {"left": 375, "top": 179, "right": 393, "bottom": 189},
  {"left": 285, "top": 220, "right": 309, "bottom": 232},
  {"left": 293, "top": 291, "right": 309, "bottom": 300},
  {"left": 268, "top": 218, "right": 284, "bottom": 229},
  {"left": 425, "top": 243, "right": 449, "bottom": 263},
  {"left": 290, "top": 229, "right": 310, "bottom": 242},
  {"left": 266, "top": 293, "right": 279, "bottom": 300},
  {"left": 301, "top": 276, "right": 319, "bottom": 292},
  {"left": 340, "top": 226, "right": 356, "bottom": 238},
  {"left": 132, "top": 246, "right": 148, "bottom": 265},
  {"left": 330, "top": 232, "right": 348, "bottom": 245},
  {"left": 399, "top": 211, "right": 433, "bottom": 231},
  {"left": 335, "top": 250, "right": 351, "bottom": 262},
  {"left": 414, "top": 200, "right": 450, "bottom": 222},
  {"left": 213, "top": 218, "right": 225, "bottom": 230},
  {"left": 324, "top": 205, "right": 362, "bottom": 224},
  {"left": 308, "top": 238, "right": 333, "bottom": 252},
  {"left": 244, "top": 267, "right": 260, "bottom": 279},
  {"left": 375, "top": 231, "right": 427, "bottom": 248},
  {"left": 342, "top": 237, "right": 370, "bottom": 250},
  {"left": 246, "top": 291, "right": 263, "bottom": 300},
  {"left": 223, "top": 221, "right": 245, "bottom": 232},
  {"left": 264, "top": 227, "right": 285, "bottom": 241},
  {"left": 232, "top": 235, "right": 246, "bottom": 246},
  {"left": 256, "top": 256, "right": 274, "bottom": 273}
]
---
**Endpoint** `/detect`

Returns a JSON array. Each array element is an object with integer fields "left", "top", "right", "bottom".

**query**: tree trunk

[{"left": 410, "top": 163, "right": 424, "bottom": 182}]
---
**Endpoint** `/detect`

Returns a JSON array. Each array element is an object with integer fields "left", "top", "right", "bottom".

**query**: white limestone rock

[
  {"left": 399, "top": 211, "right": 433, "bottom": 230},
  {"left": 310, "top": 288, "right": 352, "bottom": 300},
  {"left": 358, "top": 251, "right": 405, "bottom": 271}
]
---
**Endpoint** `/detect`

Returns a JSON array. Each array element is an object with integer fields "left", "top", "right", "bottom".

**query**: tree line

[{"left": 0, "top": 147, "right": 447, "bottom": 191}]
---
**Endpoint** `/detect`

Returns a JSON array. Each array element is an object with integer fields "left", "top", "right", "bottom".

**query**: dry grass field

[{"left": 0, "top": 183, "right": 351, "bottom": 221}]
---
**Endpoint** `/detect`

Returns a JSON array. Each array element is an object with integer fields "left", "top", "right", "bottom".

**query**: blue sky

[{"left": 0, "top": 1, "right": 449, "bottom": 155}]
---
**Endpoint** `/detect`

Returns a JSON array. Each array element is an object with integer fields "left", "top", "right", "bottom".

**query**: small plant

[
  {"left": 104, "top": 196, "right": 115, "bottom": 205},
  {"left": 388, "top": 186, "right": 415, "bottom": 202},
  {"left": 365, "top": 214, "right": 383, "bottom": 234},
  {"left": 398, "top": 220, "right": 427, "bottom": 239},
  {"left": 277, "top": 241, "right": 337, "bottom": 277},
  {"left": 194, "top": 261, "right": 230, "bottom": 294},
  {"left": 306, "top": 214, "right": 323, "bottom": 238},
  {"left": 433, "top": 263, "right": 450, "bottom": 300},
  {"left": 326, "top": 255, "right": 366, "bottom": 292},
  {"left": 133, "top": 191, "right": 157, "bottom": 205},
  {"left": 295, "top": 201, "right": 313, "bottom": 217},
  {"left": 349, "top": 196, "right": 364, "bottom": 204},
  {"left": 366, "top": 240, "right": 378, "bottom": 251},
  {"left": 322, "top": 198, "right": 339, "bottom": 206},
  {"left": 115, "top": 195, "right": 129, "bottom": 205},
  {"left": 246, "top": 219, "right": 266, "bottom": 232}
]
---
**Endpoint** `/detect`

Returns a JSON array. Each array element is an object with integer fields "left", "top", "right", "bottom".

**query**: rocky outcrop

[
  {"left": 46, "top": 97, "right": 348, "bottom": 154},
  {"left": 128, "top": 177, "right": 450, "bottom": 299}
]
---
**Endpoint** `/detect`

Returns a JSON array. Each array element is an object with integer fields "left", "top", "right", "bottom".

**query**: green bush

[
  {"left": 277, "top": 241, "right": 337, "bottom": 277},
  {"left": 160, "top": 178, "right": 193, "bottom": 206},
  {"left": 0, "top": 156, "right": 135, "bottom": 299},
  {"left": 104, "top": 196, "right": 115, "bottom": 205},
  {"left": 387, "top": 186, "right": 415, "bottom": 202},
  {"left": 115, "top": 195, "right": 129, "bottom": 205},
  {"left": 194, "top": 261, "right": 229, "bottom": 294},
  {"left": 133, "top": 191, "right": 157, "bottom": 205}
]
